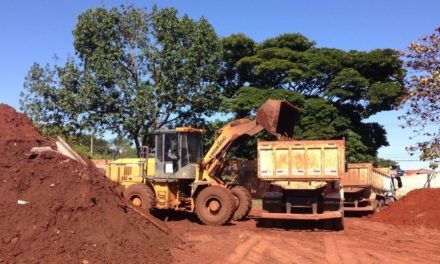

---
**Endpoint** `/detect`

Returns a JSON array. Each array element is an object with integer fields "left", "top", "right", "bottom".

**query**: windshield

[{"left": 187, "top": 133, "right": 203, "bottom": 163}]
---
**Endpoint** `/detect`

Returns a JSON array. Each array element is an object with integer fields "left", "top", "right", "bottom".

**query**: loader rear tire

[
  {"left": 123, "top": 184, "right": 156, "bottom": 213},
  {"left": 195, "top": 186, "right": 235, "bottom": 226},
  {"left": 231, "top": 186, "right": 252, "bottom": 221}
]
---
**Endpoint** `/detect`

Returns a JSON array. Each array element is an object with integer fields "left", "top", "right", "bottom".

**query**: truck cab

[{"left": 151, "top": 127, "right": 204, "bottom": 179}]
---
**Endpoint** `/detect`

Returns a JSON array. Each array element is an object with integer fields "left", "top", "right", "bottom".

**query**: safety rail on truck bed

[{"left": 342, "top": 163, "right": 394, "bottom": 193}]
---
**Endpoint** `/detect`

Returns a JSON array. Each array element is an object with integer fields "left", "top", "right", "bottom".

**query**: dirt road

[{"left": 167, "top": 211, "right": 440, "bottom": 264}]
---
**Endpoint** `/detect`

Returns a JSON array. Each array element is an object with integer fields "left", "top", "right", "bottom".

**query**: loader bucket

[{"left": 256, "top": 99, "right": 300, "bottom": 138}]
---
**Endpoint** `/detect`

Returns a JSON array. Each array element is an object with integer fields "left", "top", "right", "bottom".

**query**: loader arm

[
  {"left": 200, "top": 99, "right": 300, "bottom": 183},
  {"left": 201, "top": 119, "right": 263, "bottom": 181}
]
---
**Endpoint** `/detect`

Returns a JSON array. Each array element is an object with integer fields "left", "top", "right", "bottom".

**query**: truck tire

[
  {"left": 374, "top": 200, "right": 379, "bottom": 213},
  {"left": 333, "top": 217, "right": 344, "bottom": 231},
  {"left": 374, "top": 199, "right": 384, "bottom": 213},
  {"left": 123, "top": 184, "right": 156, "bottom": 212},
  {"left": 378, "top": 199, "right": 384, "bottom": 210},
  {"left": 230, "top": 186, "right": 252, "bottom": 221},
  {"left": 195, "top": 186, "right": 235, "bottom": 226},
  {"left": 322, "top": 217, "right": 344, "bottom": 231}
]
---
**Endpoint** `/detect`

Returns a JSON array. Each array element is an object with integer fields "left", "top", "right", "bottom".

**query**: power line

[{"left": 392, "top": 160, "right": 428, "bottom": 162}]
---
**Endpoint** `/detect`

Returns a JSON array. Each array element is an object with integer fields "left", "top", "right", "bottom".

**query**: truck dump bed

[
  {"left": 257, "top": 140, "right": 345, "bottom": 181},
  {"left": 342, "top": 163, "right": 372, "bottom": 188},
  {"left": 342, "top": 163, "right": 393, "bottom": 193}
]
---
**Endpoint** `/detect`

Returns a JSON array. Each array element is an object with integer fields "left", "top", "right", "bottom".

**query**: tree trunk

[
  {"left": 133, "top": 136, "right": 141, "bottom": 157},
  {"left": 141, "top": 132, "right": 153, "bottom": 149}
]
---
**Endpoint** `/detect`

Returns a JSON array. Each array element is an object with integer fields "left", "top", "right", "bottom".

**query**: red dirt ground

[
  {"left": 3, "top": 103, "right": 440, "bottom": 263},
  {"left": 370, "top": 188, "right": 440, "bottom": 229},
  {"left": 166, "top": 210, "right": 440, "bottom": 264},
  {"left": 0, "top": 104, "right": 175, "bottom": 263}
]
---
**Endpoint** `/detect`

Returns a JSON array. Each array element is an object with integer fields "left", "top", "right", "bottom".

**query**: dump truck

[
  {"left": 254, "top": 139, "right": 346, "bottom": 230},
  {"left": 106, "top": 99, "right": 299, "bottom": 226},
  {"left": 342, "top": 163, "right": 402, "bottom": 213}
]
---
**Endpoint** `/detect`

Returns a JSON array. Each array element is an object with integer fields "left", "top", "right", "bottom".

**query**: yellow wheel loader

[{"left": 107, "top": 99, "right": 299, "bottom": 225}]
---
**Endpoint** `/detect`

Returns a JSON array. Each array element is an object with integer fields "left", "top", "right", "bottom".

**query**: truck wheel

[
  {"left": 123, "top": 184, "right": 156, "bottom": 212},
  {"left": 230, "top": 186, "right": 252, "bottom": 221},
  {"left": 323, "top": 217, "right": 344, "bottom": 231},
  {"left": 378, "top": 199, "right": 385, "bottom": 210},
  {"left": 374, "top": 200, "right": 382, "bottom": 213},
  {"left": 195, "top": 186, "right": 235, "bottom": 226},
  {"left": 333, "top": 217, "right": 344, "bottom": 231}
]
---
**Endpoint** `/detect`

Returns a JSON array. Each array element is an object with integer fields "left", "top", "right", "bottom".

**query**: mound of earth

[
  {"left": 0, "top": 104, "right": 175, "bottom": 263},
  {"left": 370, "top": 188, "right": 440, "bottom": 229}
]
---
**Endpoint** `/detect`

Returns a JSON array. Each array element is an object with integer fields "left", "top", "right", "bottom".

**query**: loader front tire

[
  {"left": 123, "top": 184, "right": 156, "bottom": 213},
  {"left": 195, "top": 186, "right": 235, "bottom": 226},
  {"left": 231, "top": 186, "right": 252, "bottom": 221}
]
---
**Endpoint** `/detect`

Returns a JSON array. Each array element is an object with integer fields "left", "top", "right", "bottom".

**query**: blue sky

[{"left": 0, "top": 0, "right": 439, "bottom": 169}]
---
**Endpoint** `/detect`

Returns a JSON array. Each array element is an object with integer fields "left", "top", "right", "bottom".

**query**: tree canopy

[
  {"left": 20, "top": 5, "right": 222, "bottom": 155},
  {"left": 67, "top": 135, "right": 111, "bottom": 159},
  {"left": 221, "top": 33, "right": 406, "bottom": 162},
  {"left": 20, "top": 7, "right": 407, "bottom": 162},
  {"left": 400, "top": 27, "right": 440, "bottom": 161},
  {"left": 376, "top": 158, "right": 399, "bottom": 169}
]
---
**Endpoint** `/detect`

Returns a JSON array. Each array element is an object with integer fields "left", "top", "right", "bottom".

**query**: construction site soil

[
  {"left": 0, "top": 104, "right": 175, "bottom": 263},
  {"left": 2, "top": 103, "right": 440, "bottom": 263},
  {"left": 166, "top": 211, "right": 440, "bottom": 264},
  {"left": 370, "top": 188, "right": 440, "bottom": 229}
]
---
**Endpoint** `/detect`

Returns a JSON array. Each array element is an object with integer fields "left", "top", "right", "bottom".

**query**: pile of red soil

[
  {"left": 370, "top": 188, "right": 440, "bottom": 229},
  {"left": 0, "top": 104, "right": 175, "bottom": 263}
]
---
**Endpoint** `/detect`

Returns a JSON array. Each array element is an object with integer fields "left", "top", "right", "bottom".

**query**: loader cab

[{"left": 153, "top": 127, "right": 205, "bottom": 179}]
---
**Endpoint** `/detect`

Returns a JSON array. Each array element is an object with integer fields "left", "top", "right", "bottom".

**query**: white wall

[{"left": 396, "top": 173, "right": 440, "bottom": 196}]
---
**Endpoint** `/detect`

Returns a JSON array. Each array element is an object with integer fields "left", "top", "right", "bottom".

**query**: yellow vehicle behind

[{"left": 106, "top": 158, "right": 153, "bottom": 188}]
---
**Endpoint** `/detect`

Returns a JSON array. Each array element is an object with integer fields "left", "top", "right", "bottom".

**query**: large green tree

[
  {"left": 221, "top": 33, "right": 406, "bottom": 162},
  {"left": 218, "top": 33, "right": 256, "bottom": 98},
  {"left": 68, "top": 135, "right": 112, "bottom": 159},
  {"left": 20, "top": 6, "right": 222, "bottom": 155}
]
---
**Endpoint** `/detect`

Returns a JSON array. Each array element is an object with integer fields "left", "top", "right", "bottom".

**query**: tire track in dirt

[
  {"left": 323, "top": 235, "right": 358, "bottom": 264},
  {"left": 170, "top": 218, "right": 440, "bottom": 264},
  {"left": 226, "top": 235, "right": 292, "bottom": 264},
  {"left": 227, "top": 232, "right": 321, "bottom": 264},
  {"left": 225, "top": 235, "right": 261, "bottom": 264},
  {"left": 281, "top": 236, "right": 324, "bottom": 262},
  {"left": 323, "top": 235, "right": 341, "bottom": 264},
  {"left": 241, "top": 239, "right": 267, "bottom": 264},
  {"left": 266, "top": 246, "right": 301, "bottom": 264},
  {"left": 357, "top": 248, "right": 425, "bottom": 264},
  {"left": 344, "top": 221, "right": 440, "bottom": 264}
]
